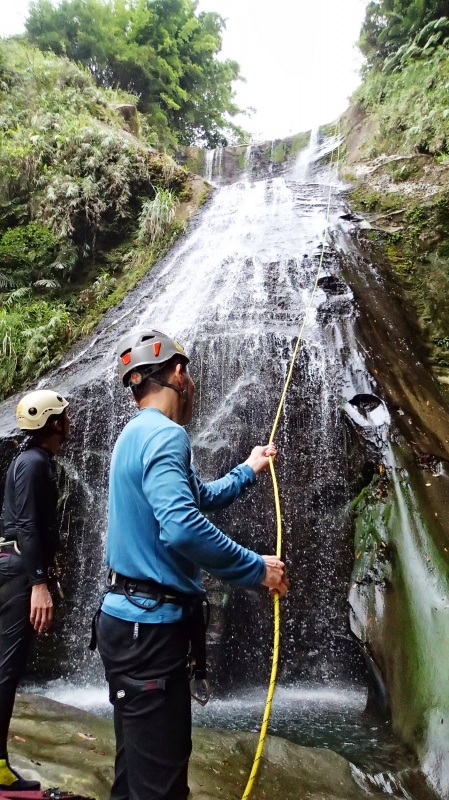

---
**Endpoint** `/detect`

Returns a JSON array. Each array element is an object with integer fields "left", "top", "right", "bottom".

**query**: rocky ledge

[{"left": 8, "top": 693, "right": 382, "bottom": 800}]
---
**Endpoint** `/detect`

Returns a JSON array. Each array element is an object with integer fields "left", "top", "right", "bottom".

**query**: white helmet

[{"left": 16, "top": 390, "right": 69, "bottom": 431}]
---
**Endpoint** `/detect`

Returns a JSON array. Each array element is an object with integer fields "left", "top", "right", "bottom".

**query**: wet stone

[
  {"left": 317, "top": 275, "right": 350, "bottom": 295},
  {"left": 9, "top": 693, "right": 384, "bottom": 800}
]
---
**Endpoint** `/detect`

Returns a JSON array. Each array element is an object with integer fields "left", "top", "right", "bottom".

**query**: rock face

[
  {"left": 9, "top": 693, "right": 377, "bottom": 800},
  {"left": 110, "top": 103, "right": 140, "bottom": 137},
  {"left": 340, "top": 103, "right": 449, "bottom": 797},
  {"left": 177, "top": 131, "right": 311, "bottom": 184}
]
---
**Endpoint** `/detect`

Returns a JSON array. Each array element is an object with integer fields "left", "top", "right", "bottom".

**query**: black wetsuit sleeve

[{"left": 14, "top": 456, "right": 48, "bottom": 586}]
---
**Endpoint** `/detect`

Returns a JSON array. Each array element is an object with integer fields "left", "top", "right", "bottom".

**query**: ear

[
  {"left": 173, "top": 362, "right": 185, "bottom": 385},
  {"left": 53, "top": 416, "right": 64, "bottom": 433}
]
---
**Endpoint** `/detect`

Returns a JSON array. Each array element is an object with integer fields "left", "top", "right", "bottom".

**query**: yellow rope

[{"left": 241, "top": 124, "right": 341, "bottom": 800}]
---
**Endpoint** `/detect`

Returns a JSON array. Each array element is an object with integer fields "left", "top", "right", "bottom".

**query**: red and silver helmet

[{"left": 117, "top": 329, "right": 189, "bottom": 388}]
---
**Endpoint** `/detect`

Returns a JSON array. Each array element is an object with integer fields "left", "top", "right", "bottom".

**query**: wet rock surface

[
  {"left": 9, "top": 693, "right": 380, "bottom": 800},
  {"left": 177, "top": 131, "right": 312, "bottom": 185}
]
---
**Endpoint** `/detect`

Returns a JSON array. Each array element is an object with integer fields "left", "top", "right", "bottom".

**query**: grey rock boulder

[{"left": 9, "top": 693, "right": 376, "bottom": 800}]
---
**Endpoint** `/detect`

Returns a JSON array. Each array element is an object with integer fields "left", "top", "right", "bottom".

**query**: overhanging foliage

[
  {"left": 26, "top": 0, "right": 247, "bottom": 148},
  {"left": 359, "top": 0, "right": 449, "bottom": 67},
  {"left": 0, "top": 39, "right": 194, "bottom": 398}
]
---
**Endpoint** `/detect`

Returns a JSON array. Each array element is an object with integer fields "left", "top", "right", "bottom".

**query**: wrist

[
  {"left": 31, "top": 582, "right": 48, "bottom": 591},
  {"left": 242, "top": 462, "right": 257, "bottom": 479}
]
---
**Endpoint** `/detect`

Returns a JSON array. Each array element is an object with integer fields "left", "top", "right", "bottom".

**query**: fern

[
  {"left": 2, "top": 287, "right": 32, "bottom": 306},
  {"left": 34, "top": 278, "right": 60, "bottom": 288},
  {"left": 0, "top": 272, "right": 16, "bottom": 289}
]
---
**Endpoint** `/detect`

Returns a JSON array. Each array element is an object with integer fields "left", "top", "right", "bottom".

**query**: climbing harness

[
  {"left": 90, "top": 570, "right": 211, "bottom": 704},
  {"left": 241, "top": 125, "right": 342, "bottom": 800}
]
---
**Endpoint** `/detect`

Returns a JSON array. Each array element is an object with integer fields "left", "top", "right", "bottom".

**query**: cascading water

[
  {"left": 204, "top": 149, "right": 215, "bottom": 183},
  {"left": 243, "top": 144, "right": 253, "bottom": 179},
  {"left": 0, "top": 134, "right": 424, "bottom": 782}
]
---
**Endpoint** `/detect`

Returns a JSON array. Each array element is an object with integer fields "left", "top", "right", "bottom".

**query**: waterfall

[
  {"left": 10, "top": 135, "right": 383, "bottom": 695},
  {"left": 243, "top": 145, "right": 253, "bottom": 180},
  {"left": 215, "top": 146, "right": 223, "bottom": 182},
  {"left": 203, "top": 146, "right": 224, "bottom": 185},
  {"left": 204, "top": 149, "right": 215, "bottom": 183},
  {"left": 293, "top": 127, "right": 320, "bottom": 182}
]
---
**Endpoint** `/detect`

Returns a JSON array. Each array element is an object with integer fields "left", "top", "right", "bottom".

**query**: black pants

[
  {"left": 0, "top": 551, "right": 33, "bottom": 759},
  {"left": 96, "top": 611, "right": 192, "bottom": 800}
]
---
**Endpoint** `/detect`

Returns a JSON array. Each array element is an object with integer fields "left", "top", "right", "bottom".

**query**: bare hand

[
  {"left": 244, "top": 443, "right": 278, "bottom": 475},
  {"left": 30, "top": 584, "right": 53, "bottom": 634},
  {"left": 261, "top": 555, "right": 289, "bottom": 598}
]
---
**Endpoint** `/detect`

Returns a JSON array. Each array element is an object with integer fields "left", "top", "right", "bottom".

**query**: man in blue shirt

[{"left": 95, "top": 329, "right": 288, "bottom": 800}]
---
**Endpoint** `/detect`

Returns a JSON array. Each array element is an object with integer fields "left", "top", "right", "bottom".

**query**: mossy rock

[{"left": 9, "top": 693, "right": 379, "bottom": 800}]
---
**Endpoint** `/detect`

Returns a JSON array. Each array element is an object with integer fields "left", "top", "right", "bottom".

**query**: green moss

[
  {"left": 271, "top": 142, "right": 287, "bottom": 163},
  {"left": 255, "top": 132, "right": 311, "bottom": 167},
  {"left": 353, "top": 187, "right": 449, "bottom": 368},
  {"left": 350, "top": 460, "right": 449, "bottom": 770},
  {"left": 319, "top": 121, "right": 337, "bottom": 138},
  {"left": 198, "top": 187, "right": 211, "bottom": 206},
  {"left": 350, "top": 186, "right": 407, "bottom": 213},
  {"left": 290, "top": 131, "right": 310, "bottom": 156},
  {"left": 184, "top": 148, "right": 205, "bottom": 176},
  {"left": 78, "top": 221, "right": 186, "bottom": 336},
  {"left": 387, "top": 161, "right": 421, "bottom": 183}
]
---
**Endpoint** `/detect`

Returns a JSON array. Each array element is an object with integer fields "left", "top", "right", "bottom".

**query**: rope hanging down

[{"left": 241, "top": 125, "right": 342, "bottom": 800}]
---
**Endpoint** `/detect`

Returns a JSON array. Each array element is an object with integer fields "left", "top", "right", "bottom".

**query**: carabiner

[{"left": 190, "top": 677, "right": 210, "bottom": 706}]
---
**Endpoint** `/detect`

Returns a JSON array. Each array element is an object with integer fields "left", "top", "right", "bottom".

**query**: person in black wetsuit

[{"left": 0, "top": 389, "right": 70, "bottom": 791}]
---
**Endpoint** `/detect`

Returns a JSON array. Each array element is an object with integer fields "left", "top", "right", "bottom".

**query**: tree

[
  {"left": 25, "top": 0, "right": 246, "bottom": 147},
  {"left": 358, "top": 0, "right": 449, "bottom": 66}
]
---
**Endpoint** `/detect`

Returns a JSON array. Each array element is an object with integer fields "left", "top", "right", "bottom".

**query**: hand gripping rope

[{"left": 241, "top": 124, "right": 341, "bottom": 800}]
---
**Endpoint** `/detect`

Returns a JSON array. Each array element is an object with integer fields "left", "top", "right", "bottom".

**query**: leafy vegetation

[
  {"left": 350, "top": 182, "right": 449, "bottom": 373},
  {"left": 349, "top": 3, "right": 449, "bottom": 380},
  {"left": 0, "top": 38, "right": 200, "bottom": 399},
  {"left": 359, "top": 1, "right": 449, "bottom": 67},
  {"left": 138, "top": 189, "right": 178, "bottom": 243},
  {"left": 352, "top": 41, "right": 449, "bottom": 157},
  {"left": 351, "top": 0, "right": 449, "bottom": 380},
  {"left": 25, "top": 0, "right": 247, "bottom": 149}
]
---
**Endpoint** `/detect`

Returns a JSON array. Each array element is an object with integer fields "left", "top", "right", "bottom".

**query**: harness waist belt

[{"left": 108, "top": 570, "right": 203, "bottom": 606}]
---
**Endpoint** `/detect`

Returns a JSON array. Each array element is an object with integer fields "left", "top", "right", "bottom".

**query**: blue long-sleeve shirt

[{"left": 102, "top": 407, "right": 265, "bottom": 623}]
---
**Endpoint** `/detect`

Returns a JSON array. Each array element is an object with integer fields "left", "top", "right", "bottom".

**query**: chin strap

[
  {"left": 130, "top": 369, "right": 188, "bottom": 400},
  {"left": 149, "top": 376, "right": 187, "bottom": 400}
]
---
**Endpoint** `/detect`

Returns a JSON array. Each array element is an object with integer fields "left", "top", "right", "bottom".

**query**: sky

[{"left": 0, "top": 0, "right": 368, "bottom": 141}]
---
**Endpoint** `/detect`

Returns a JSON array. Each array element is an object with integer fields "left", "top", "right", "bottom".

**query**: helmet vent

[
  {"left": 120, "top": 348, "right": 132, "bottom": 366},
  {"left": 141, "top": 335, "right": 155, "bottom": 342},
  {"left": 28, "top": 407, "right": 37, "bottom": 416}
]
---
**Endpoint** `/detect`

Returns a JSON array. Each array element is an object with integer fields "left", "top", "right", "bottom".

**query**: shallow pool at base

[{"left": 31, "top": 680, "right": 414, "bottom": 774}]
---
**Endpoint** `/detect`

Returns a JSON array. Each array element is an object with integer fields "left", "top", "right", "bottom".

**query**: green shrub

[
  {"left": 0, "top": 300, "right": 72, "bottom": 397},
  {"left": 78, "top": 271, "right": 117, "bottom": 308},
  {"left": 0, "top": 222, "right": 58, "bottom": 283},
  {"left": 138, "top": 189, "right": 178, "bottom": 243},
  {"left": 353, "top": 45, "right": 449, "bottom": 157},
  {"left": 0, "top": 39, "right": 192, "bottom": 398}
]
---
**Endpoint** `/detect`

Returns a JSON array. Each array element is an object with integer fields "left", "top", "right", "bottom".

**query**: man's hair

[{"left": 131, "top": 354, "right": 188, "bottom": 402}]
